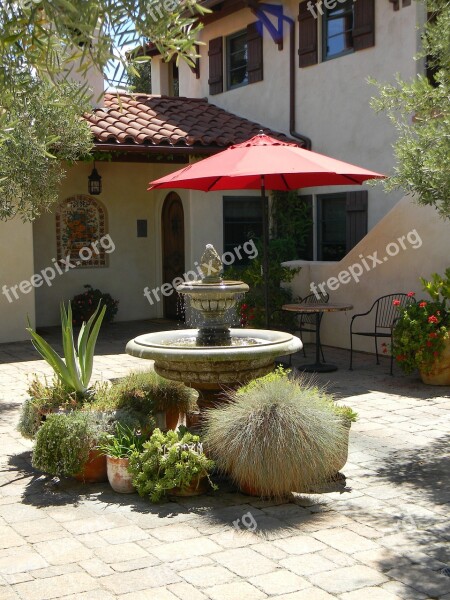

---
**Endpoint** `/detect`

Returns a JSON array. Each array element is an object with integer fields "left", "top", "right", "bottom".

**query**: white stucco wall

[
  {"left": 284, "top": 195, "right": 450, "bottom": 353},
  {"left": 0, "top": 219, "right": 36, "bottom": 342},
  {"left": 176, "top": 0, "right": 422, "bottom": 229}
]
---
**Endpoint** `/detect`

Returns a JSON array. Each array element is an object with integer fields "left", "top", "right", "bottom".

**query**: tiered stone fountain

[{"left": 126, "top": 245, "right": 302, "bottom": 413}]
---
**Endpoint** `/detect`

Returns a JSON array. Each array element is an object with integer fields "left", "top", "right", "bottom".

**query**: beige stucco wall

[
  {"left": 31, "top": 161, "right": 259, "bottom": 327},
  {"left": 0, "top": 218, "right": 36, "bottom": 342},
  {"left": 176, "top": 0, "right": 421, "bottom": 229},
  {"left": 283, "top": 195, "right": 450, "bottom": 353}
]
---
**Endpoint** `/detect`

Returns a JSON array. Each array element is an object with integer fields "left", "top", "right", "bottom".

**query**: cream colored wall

[
  {"left": 32, "top": 161, "right": 193, "bottom": 327},
  {"left": 283, "top": 195, "right": 450, "bottom": 352},
  {"left": 178, "top": 0, "right": 421, "bottom": 229},
  {"left": 0, "top": 219, "right": 36, "bottom": 342}
]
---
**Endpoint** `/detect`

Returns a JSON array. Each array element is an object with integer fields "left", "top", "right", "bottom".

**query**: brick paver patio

[{"left": 0, "top": 321, "right": 449, "bottom": 600}]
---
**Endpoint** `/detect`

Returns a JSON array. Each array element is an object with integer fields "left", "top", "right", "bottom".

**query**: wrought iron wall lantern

[{"left": 88, "top": 163, "right": 102, "bottom": 195}]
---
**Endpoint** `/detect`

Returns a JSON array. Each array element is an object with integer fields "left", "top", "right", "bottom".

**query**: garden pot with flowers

[{"left": 392, "top": 269, "right": 450, "bottom": 385}]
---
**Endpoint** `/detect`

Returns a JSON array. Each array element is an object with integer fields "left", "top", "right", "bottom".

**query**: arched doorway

[{"left": 161, "top": 193, "right": 185, "bottom": 319}]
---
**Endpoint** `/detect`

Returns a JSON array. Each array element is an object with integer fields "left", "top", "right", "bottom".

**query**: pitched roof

[{"left": 86, "top": 93, "right": 297, "bottom": 152}]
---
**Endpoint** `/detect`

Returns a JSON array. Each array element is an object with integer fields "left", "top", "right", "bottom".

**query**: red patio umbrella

[{"left": 149, "top": 133, "right": 386, "bottom": 327}]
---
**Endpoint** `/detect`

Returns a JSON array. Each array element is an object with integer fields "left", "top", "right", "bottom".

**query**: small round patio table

[{"left": 282, "top": 303, "right": 353, "bottom": 373}]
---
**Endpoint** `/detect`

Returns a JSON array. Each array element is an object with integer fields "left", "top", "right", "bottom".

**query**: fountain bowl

[{"left": 126, "top": 328, "right": 302, "bottom": 390}]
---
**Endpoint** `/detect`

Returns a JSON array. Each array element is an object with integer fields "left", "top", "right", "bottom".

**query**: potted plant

[
  {"left": 203, "top": 367, "right": 352, "bottom": 499},
  {"left": 71, "top": 284, "right": 119, "bottom": 327},
  {"left": 17, "top": 376, "right": 82, "bottom": 440},
  {"left": 97, "top": 423, "right": 146, "bottom": 493},
  {"left": 27, "top": 301, "right": 106, "bottom": 397},
  {"left": 392, "top": 269, "right": 450, "bottom": 384},
  {"left": 32, "top": 411, "right": 110, "bottom": 482},
  {"left": 92, "top": 371, "right": 197, "bottom": 431},
  {"left": 128, "top": 427, "right": 216, "bottom": 502}
]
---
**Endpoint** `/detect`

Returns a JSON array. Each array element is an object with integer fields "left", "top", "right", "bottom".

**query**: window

[
  {"left": 297, "top": 192, "right": 368, "bottom": 261},
  {"left": 298, "top": 0, "right": 375, "bottom": 68},
  {"left": 323, "top": 0, "right": 354, "bottom": 60},
  {"left": 227, "top": 30, "right": 248, "bottom": 89},
  {"left": 208, "top": 23, "right": 263, "bottom": 95},
  {"left": 223, "top": 197, "right": 262, "bottom": 266},
  {"left": 317, "top": 194, "right": 347, "bottom": 260}
]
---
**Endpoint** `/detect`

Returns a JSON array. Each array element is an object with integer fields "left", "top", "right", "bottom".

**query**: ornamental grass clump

[{"left": 203, "top": 368, "right": 349, "bottom": 499}]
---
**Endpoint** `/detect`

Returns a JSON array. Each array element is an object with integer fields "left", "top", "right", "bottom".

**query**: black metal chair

[
  {"left": 349, "top": 293, "right": 415, "bottom": 374},
  {"left": 270, "top": 292, "right": 329, "bottom": 364},
  {"left": 295, "top": 292, "right": 330, "bottom": 361}
]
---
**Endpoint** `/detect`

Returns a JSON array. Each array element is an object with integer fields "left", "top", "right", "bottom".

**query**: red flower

[
  {"left": 428, "top": 315, "right": 438, "bottom": 324},
  {"left": 434, "top": 351, "right": 439, "bottom": 357},
  {"left": 241, "top": 304, "right": 248, "bottom": 310},
  {"left": 429, "top": 332, "right": 438, "bottom": 338},
  {"left": 393, "top": 299, "right": 401, "bottom": 306},
  {"left": 419, "top": 302, "right": 427, "bottom": 308},
  {"left": 426, "top": 341, "right": 433, "bottom": 347},
  {"left": 396, "top": 354, "right": 405, "bottom": 361},
  {"left": 407, "top": 292, "right": 415, "bottom": 297},
  {"left": 382, "top": 347, "right": 388, "bottom": 354}
]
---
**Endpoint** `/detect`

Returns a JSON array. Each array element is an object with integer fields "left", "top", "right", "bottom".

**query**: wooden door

[{"left": 161, "top": 193, "right": 185, "bottom": 319}]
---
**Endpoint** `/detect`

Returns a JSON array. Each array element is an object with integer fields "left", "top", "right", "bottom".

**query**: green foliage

[
  {"left": 71, "top": 285, "right": 119, "bottom": 327},
  {"left": 271, "top": 191, "right": 313, "bottom": 259},
  {"left": 203, "top": 367, "right": 350, "bottom": 498},
  {"left": 128, "top": 427, "right": 216, "bottom": 502},
  {"left": 97, "top": 422, "right": 147, "bottom": 458},
  {"left": 393, "top": 270, "right": 450, "bottom": 374},
  {"left": 27, "top": 301, "right": 106, "bottom": 396},
  {"left": 0, "top": 78, "right": 93, "bottom": 220},
  {"left": 17, "top": 377, "right": 83, "bottom": 440},
  {"left": 32, "top": 411, "right": 109, "bottom": 477},
  {"left": 370, "top": 1, "right": 450, "bottom": 217},
  {"left": 91, "top": 370, "right": 196, "bottom": 429},
  {"left": 127, "top": 58, "right": 152, "bottom": 94}
]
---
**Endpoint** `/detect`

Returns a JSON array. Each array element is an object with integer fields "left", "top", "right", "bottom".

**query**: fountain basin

[{"left": 126, "top": 329, "right": 302, "bottom": 389}]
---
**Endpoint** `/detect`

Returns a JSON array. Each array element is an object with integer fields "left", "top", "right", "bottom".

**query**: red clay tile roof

[{"left": 85, "top": 93, "right": 297, "bottom": 151}]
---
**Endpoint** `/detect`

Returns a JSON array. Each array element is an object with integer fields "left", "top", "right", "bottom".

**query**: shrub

[
  {"left": 17, "top": 377, "right": 82, "bottom": 440},
  {"left": 71, "top": 285, "right": 119, "bottom": 326},
  {"left": 92, "top": 370, "right": 197, "bottom": 422},
  {"left": 203, "top": 368, "right": 350, "bottom": 498},
  {"left": 128, "top": 427, "right": 216, "bottom": 502},
  {"left": 32, "top": 411, "right": 110, "bottom": 477}
]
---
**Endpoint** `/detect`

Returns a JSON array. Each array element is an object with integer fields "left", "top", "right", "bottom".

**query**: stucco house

[{"left": 1, "top": 0, "right": 448, "bottom": 353}]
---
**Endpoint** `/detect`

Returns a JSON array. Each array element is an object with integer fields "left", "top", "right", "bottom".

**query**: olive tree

[{"left": 370, "top": 0, "right": 450, "bottom": 219}]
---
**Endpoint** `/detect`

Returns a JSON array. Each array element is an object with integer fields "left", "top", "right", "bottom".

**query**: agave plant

[{"left": 27, "top": 301, "right": 106, "bottom": 396}]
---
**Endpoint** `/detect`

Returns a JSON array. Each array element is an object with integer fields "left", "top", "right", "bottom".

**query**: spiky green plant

[
  {"left": 203, "top": 368, "right": 350, "bottom": 499},
  {"left": 27, "top": 301, "right": 106, "bottom": 396}
]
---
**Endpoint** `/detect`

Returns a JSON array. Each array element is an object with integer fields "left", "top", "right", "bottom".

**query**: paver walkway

[{"left": 0, "top": 321, "right": 449, "bottom": 600}]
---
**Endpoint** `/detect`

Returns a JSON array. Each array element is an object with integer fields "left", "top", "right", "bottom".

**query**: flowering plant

[
  {"left": 71, "top": 285, "right": 118, "bottom": 327},
  {"left": 392, "top": 270, "right": 450, "bottom": 374}
]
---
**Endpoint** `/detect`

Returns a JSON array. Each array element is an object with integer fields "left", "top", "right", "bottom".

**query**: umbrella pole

[{"left": 261, "top": 175, "right": 270, "bottom": 329}]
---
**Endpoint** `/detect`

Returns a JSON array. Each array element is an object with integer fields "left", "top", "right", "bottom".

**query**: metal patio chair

[
  {"left": 272, "top": 291, "right": 329, "bottom": 364},
  {"left": 349, "top": 293, "right": 415, "bottom": 374}
]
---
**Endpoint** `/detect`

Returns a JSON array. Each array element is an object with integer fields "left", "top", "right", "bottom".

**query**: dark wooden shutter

[
  {"left": 208, "top": 37, "right": 223, "bottom": 95},
  {"left": 247, "top": 22, "right": 263, "bottom": 84},
  {"left": 353, "top": 0, "right": 375, "bottom": 51},
  {"left": 346, "top": 191, "right": 368, "bottom": 251},
  {"left": 298, "top": 1, "right": 318, "bottom": 68}
]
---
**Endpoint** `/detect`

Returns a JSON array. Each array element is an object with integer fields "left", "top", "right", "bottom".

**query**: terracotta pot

[
  {"left": 239, "top": 480, "right": 262, "bottom": 497},
  {"left": 419, "top": 337, "right": 450, "bottom": 385},
  {"left": 165, "top": 407, "right": 180, "bottom": 430},
  {"left": 169, "top": 475, "right": 208, "bottom": 497},
  {"left": 75, "top": 449, "right": 107, "bottom": 483},
  {"left": 332, "top": 422, "right": 351, "bottom": 473},
  {"left": 106, "top": 456, "right": 135, "bottom": 494}
]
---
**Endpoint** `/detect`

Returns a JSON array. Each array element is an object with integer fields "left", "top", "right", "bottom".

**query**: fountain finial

[{"left": 199, "top": 244, "right": 223, "bottom": 283}]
